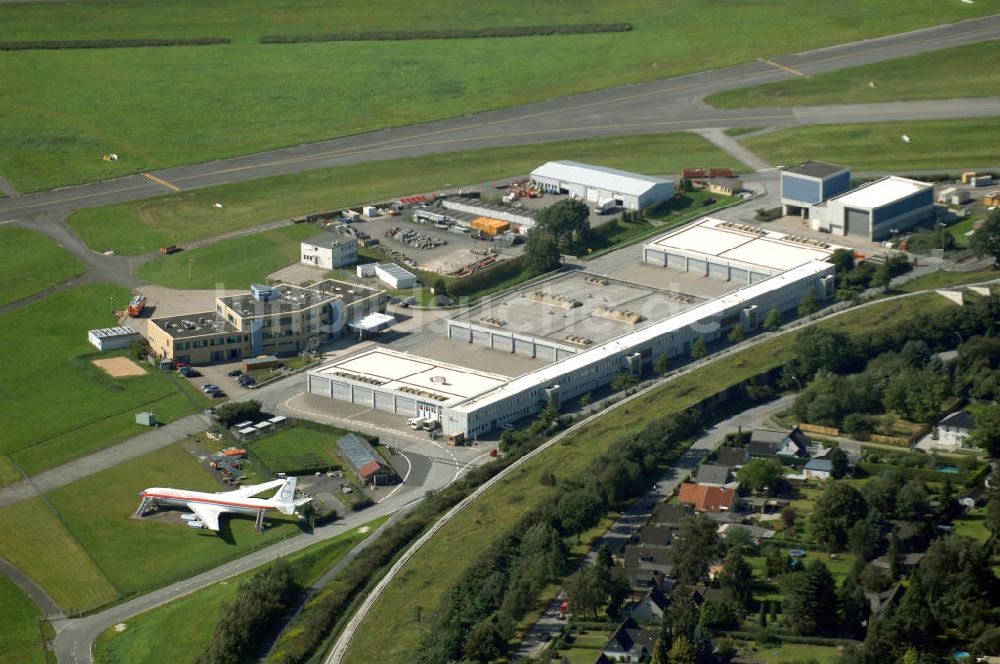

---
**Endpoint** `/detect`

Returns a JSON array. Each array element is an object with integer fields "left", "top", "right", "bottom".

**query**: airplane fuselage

[{"left": 141, "top": 488, "right": 278, "bottom": 515}]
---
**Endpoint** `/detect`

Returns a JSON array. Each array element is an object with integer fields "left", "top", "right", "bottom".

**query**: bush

[
  {"left": 214, "top": 400, "right": 262, "bottom": 427},
  {"left": 0, "top": 37, "right": 230, "bottom": 50},
  {"left": 446, "top": 257, "right": 525, "bottom": 297},
  {"left": 261, "top": 23, "right": 632, "bottom": 44},
  {"left": 351, "top": 497, "right": 375, "bottom": 511}
]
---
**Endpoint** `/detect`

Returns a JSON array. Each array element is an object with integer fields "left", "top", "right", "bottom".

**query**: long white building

[{"left": 530, "top": 161, "right": 675, "bottom": 211}]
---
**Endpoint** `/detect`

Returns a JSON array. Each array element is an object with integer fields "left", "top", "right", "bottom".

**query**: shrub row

[
  {"left": 261, "top": 23, "right": 632, "bottom": 44},
  {"left": 446, "top": 255, "right": 525, "bottom": 297},
  {"left": 721, "top": 629, "right": 857, "bottom": 647},
  {"left": 0, "top": 37, "right": 230, "bottom": 50},
  {"left": 857, "top": 461, "right": 970, "bottom": 485}
]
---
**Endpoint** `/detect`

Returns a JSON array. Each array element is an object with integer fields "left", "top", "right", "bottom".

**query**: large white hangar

[
  {"left": 810, "top": 176, "right": 935, "bottom": 241},
  {"left": 530, "top": 160, "right": 675, "bottom": 210},
  {"left": 643, "top": 216, "right": 841, "bottom": 284}
]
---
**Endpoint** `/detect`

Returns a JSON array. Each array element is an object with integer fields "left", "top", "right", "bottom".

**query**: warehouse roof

[
  {"left": 828, "top": 175, "right": 932, "bottom": 209},
  {"left": 784, "top": 160, "right": 848, "bottom": 179},
  {"left": 531, "top": 160, "right": 672, "bottom": 196},
  {"left": 377, "top": 263, "right": 415, "bottom": 280},
  {"left": 303, "top": 233, "right": 356, "bottom": 247},
  {"left": 336, "top": 433, "right": 382, "bottom": 474},
  {"left": 219, "top": 279, "right": 381, "bottom": 317}
]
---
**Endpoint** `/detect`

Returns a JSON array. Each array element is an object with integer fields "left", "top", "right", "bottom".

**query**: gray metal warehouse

[
  {"left": 811, "top": 176, "right": 935, "bottom": 241},
  {"left": 530, "top": 161, "right": 675, "bottom": 210},
  {"left": 780, "top": 160, "right": 852, "bottom": 218}
]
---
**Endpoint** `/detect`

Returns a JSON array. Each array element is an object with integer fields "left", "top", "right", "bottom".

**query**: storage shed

[
  {"left": 335, "top": 433, "right": 397, "bottom": 486},
  {"left": 530, "top": 160, "right": 674, "bottom": 211},
  {"left": 135, "top": 412, "right": 157, "bottom": 427},
  {"left": 242, "top": 355, "right": 280, "bottom": 372},
  {"left": 374, "top": 263, "right": 417, "bottom": 289},
  {"left": 88, "top": 326, "right": 142, "bottom": 351}
]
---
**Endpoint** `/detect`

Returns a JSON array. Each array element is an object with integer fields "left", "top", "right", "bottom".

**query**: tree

[
  {"left": 895, "top": 480, "right": 929, "bottom": 522},
  {"left": 798, "top": 288, "right": 819, "bottom": 316},
  {"left": 737, "top": 458, "right": 783, "bottom": 494},
  {"left": 668, "top": 635, "right": 698, "bottom": 664},
  {"left": 431, "top": 277, "right": 448, "bottom": 296},
  {"left": 578, "top": 392, "right": 593, "bottom": 408},
  {"left": 535, "top": 199, "right": 590, "bottom": 245},
  {"left": 794, "top": 326, "right": 861, "bottom": 376},
  {"left": 758, "top": 602, "right": 768, "bottom": 627},
  {"left": 728, "top": 324, "right": 745, "bottom": 343},
  {"left": 463, "top": 615, "right": 509, "bottom": 663},
  {"left": 700, "top": 598, "right": 739, "bottom": 629},
  {"left": 668, "top": 586, "right": 700, "bottom": 641},
  {"left": 605, "top": 568, "right": 631, "bottom": 621},
  {"left": 610, "top": 372, "right": 639, "bottom": 394},
  {"left": 829, "top": 248, "right": 856, "bottom": 274},
  {"left": 969, "top": 403, "right": 1000, "bottom": 456},
  {"left": 887, "top": 530, "right": 903, "bottom": 581},
  {"left": 783, "top": 560, "right": 839, "bottom": 636},
  {"left": 564, "top": 566, "right": 606, "bottom": 619},
  {"left": 763, "top": 306, "right": 781, "bottom": 331},
  {"left": 651, "top": 617, "right": 672, "bottom": 664},
  {"left": 985, "top": 487, "right": 1000, "bottom": 544},
  {"left": 522, "top": 230, "right": 561, "bottom": 276},
  {"left": 872, "top": 262, "right": 892, "bottom": 290},
  {"left": 811, "top": 482, "right": 868, "bottom": 550},
  {"left": 690, "top": 336, "right": 708, "bottom": 360},
  {"left": 555, "top": 489, "right": 604, "bottom": 539},
  {"left": 764, "top": 544, "right": 790, "bottom": 578},
  {"left": 838, "top": 577, "right": 870, "bottom": 639},
  {"left": 654, "top": 353, "right": 671, "bottom": 374},
  {"left": 848, "top": 509, "right": 885, "bottom": 561},
  {"left": 674, "top": 515, "right": 722, "bottom": 583},
  {"left": 862, "top": 474, "right": 900, "bottom": 516},
  {"left": 970, "top": 207, "right": 1000, "bottom": 265},
  {"left": 719, "top": 549, "right": 754, "bottom": 609},
  {"left": 597, "top": 543, "right": 613, "bottom": 569},
  {"left": 213, "top": 399, "right": 262, "bottom": 427},
  {"left": 829, "top": 446, "right": 849, "bottom": 479}
]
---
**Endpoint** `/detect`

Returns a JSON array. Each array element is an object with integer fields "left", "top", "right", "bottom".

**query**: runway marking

[
  {"left": 142, "top": 172, "right": 181, "bottom": 192},
  {"left": 759, "top": 57, "right": 806, "bottom": 77}
]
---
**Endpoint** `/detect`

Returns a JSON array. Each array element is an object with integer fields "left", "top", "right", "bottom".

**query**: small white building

[
  {"left": 301, "top": 234, "right": 358, "bottom": 270},
  {"left": 934, "top": 411, "right": 976, "bottom": 450},
  {"left": 374, "top": 263, "right": 417, "bottom": 290},
  {"left": 88, "top": 326, "right": 142, "bottom": 351},
  {"left": 802, "top": 458, "right": 833, "bottom": 481},
  {"left": 530, "top": 160, "right": 675, "bottom": 211}
]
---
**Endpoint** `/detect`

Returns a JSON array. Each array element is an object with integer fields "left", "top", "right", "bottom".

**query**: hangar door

[
  {"left": 308, "top": 375, "right": 331, "bottom": 397},
  {"left": 471, "top": 329, "right": 491, "bottom": 346},
  {"left": 730, "top": 267, "right": 749, "bottom": 284},
  {"left": 492, "top": 334, "right": 513, "bottom": 352},
  {"left": 708, "top": 262, "right": 728, "bottom": 280},
  {"left": 450, "top": 325, "right": 470, "bottom": 342},
  {"left": 644, "top": 248, "right": 666, "bottom": 266},
  {"left": 667, "top": 253, "right": 687, "bottom": 271},
  {"left": 330, "top": 381, "right": 350, "bottom": 400},
  {"left": 845, "top": 208, "right": 871, "bottom": 239},
  {"left": 395, "top": 396, "right": 417, "bottom": 416},
  {"left": 374, "top": 392, "right": 394, "bottom": 412},
  {"left": 352, "top": 386, "right": 374, "bottom": 407},
  {"left": 687, "top": 259, "right": 707, "bottom": 276},
  {"left": 514, "top": 338, "right": 535, "bottom": 356},
  {"left": 535, "top": 345, "right": 557, "bottom": 361}
]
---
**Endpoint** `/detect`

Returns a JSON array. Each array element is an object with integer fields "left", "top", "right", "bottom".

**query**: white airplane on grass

[{"left": 137, "top": 477, "right": 311, "bottom": 531}]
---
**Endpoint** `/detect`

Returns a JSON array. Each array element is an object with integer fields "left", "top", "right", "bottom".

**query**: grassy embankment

[
  {"left": 0, "top": 0, "right": 990, "bottom": 191},
  {"left": 341, "top": 293, "right": 955, "bottom": 663},
  {"left": 71, "top": 132, "right": 741, "bottom": 256},
  {"left": 706, "top": 41, "right": 1000, "bottom": 109},
  {"left": 742, "top": 118, "right": 1000, "bottom": 172},
  {"left": 0, "top": 443, "right": 306, "bottom": 615},
  {"left": 92, "top": 516, "right": 387, "bottom": 664},
  {"left": 0, "top": 283, "right": 210, "bottom": 482},
  {"left": 0, "top": 575, "right": 49, "bottom": 664},
  {"left": 0, "top": 227, "right": 85, "bottom": 307}
]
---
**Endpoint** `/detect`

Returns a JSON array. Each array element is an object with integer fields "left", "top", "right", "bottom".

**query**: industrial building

[
  {"left": 88, "top": 326, "right": 142, "bottom": 351},
  {"left": 441, "top": 197, "right": 538, "bottom": 233},
  {"left": 366, "top": 263, "right": 417, "bottom": 289},
  {"left": 300, "top": 234, "right": 358, "bottom": 270},
  {"left": 530, "top": 161, "right": 675, "bottom": 211},
  {"left": 643, "top": 216, "right": 840, "bottom": 284},
  {"left": 336, "top": 433, "right": 397, "bottom": 486},
  {"left": 780, "top": 160, "right": 852, "bottom": 217},
  {"left": 147, "top": 280, "right": 386, "bottom": 364},
  {"left": 809, "top": 176, "right": 935, "bottom": 241}
]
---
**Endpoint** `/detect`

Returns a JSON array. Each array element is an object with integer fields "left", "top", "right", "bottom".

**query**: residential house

[
  {"left": 623, "top": 568, "right": 670, "bottom": 593},
  {"left": 677, "top": 483, "right": 738, "bottom": 513},
  {"left": 602, "top": 618, "right": 658, "bottom": 663},
  {"left": 748, "top": 426, "right": 810, "bottom": 458},
  {"left": 624, "top": 544, "right": 673, "bottom": 577},
  {"left": 717, "top": 523, "right": 775, "bottom": 542},
  {"left": 635, "top": 524, "right": 672, "bottom": 547},
  {"left": 742, "top": 495, "right": 789, "bottom": 515},
  {"left": 691, "top": 585, "right": 726, "bottom": 606},
  {"left": 933, "top": 411, "right": 976, "bottom": 450},
  {"left": 802, "top": 458, "right": 833, "bottom": 481},
  {"left": 716, "top": 446, "right": 750, "bottom": 468},
  {"left": 629, "top": 588, "right": 669, "bottom": 623},
  {"left": 872, "top": 552, "right": 925, "bottom": 575},
  {"left": 694, "top": 463, "right": 731, "bottom": 487}
]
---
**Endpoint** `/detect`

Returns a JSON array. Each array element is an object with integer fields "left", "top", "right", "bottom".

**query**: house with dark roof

[
  {"left": 933, "top": 410, "right": 976, "bottom": 450},
  {"left": 602, "top": 618, "right": 658, "bottom": 663},
  {"left": 677, "top": 483, "right": 738, "bottom": 513},
  {"left": 694, "top": 463, "right": 731, "bottom": 487},
  {"left": 629, "top": 588, "right": 669, "bottom": 623},
  {"left": 623, "top": 568, "right": 670, "bottom": 593},
  {"left": 716, "top": 446, "right": 750, "bottom": 468},
  {"left": 635, "top": 524, "right": 673, "bottom": 547},
  {"left": 803, "top": 458, "right": 833, "bottom": 481},
  {"left": 624, "top": 544, "right": 673, "bottom": 576},
  {"left": 748, "top": 427, "right": 810, "bottom": 458},
  {"left": 650, "top": 503, "right": 691, "bottom": 529}
]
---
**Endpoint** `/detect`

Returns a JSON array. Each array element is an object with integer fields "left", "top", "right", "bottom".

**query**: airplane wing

[
  {"left": 188, "top": 503, "right": 224, "bottom": 531},
  {"left": 222, "top": 479, "right": 285, "bottom": 499}
]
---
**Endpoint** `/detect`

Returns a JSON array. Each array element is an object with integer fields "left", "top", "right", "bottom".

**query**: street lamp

[{"left": 791, "top": 375, "right": 802, "bottom": 392}]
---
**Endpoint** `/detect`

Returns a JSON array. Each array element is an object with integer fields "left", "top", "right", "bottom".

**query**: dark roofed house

[
  {"left": 694, "top": 464, "right": 731, "bottom": 487},
  {"left": 650, "top": 503, "right": 691, "bottom": 529},
  {"left": 630, "top": 588, "right": 669, "bottom": 622},
  {"left": 749, "top": 427, "right": 810, "bottom": 458},
  {"left": 624, "top": 544, "right": 673, "bottom": 576},
  {"left": 623, "top": 568, "right": 669, "bottom": 593},
  {"left": 803, "top": 458, "right": 833, "bottom": 480},
  {"left": 602, "top": 618, "right": 658, "bottom": 663},
  {"left": 934, "top": 410, "right": 977, "bottom": 451},
  {"left": 636, "top": 524, "right": 672, "bottom": 547},
  {"left": 716, "top": 446, "right": 750, "bottom": 468}
]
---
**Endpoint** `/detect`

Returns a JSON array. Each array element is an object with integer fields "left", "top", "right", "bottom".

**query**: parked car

[
  {"left": 178, "top": 367, "right": 201, "bottom": 378},
  {"left": 200, "top": 384, "right": 220, "bottom": 393},
  {"left": 208, "top": 389, "right": 226, "bottom": 398},
  {"left": 227, "top": 369, "right": 243, "bottom": 377},
  {"left": 238, "top": 377, "right": 255, "bottom": 387},
  {"left": 175, "top": 361, "right": 191, "bottom": 368}
]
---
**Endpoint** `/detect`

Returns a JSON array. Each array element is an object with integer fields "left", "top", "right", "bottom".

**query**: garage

[
  {"left": 374, "top": 391, "right": 394, "bottom": 412},
  {"left": 730, "top": 267, "right": 749, "bottom": 284},
  {"left": 331, "top": 381, "right": 350, "bottom": 400},
  {"left": 535, "top": 345, "right": 557, "bottom": 361},
  {"left": 708, "top": 262, "right": 728, "bottom": 280},
  {"left": 556, "top": 348, "right": 575, "bottom": 360},
  {"left": 514, "top": 338, "right": 535, "bottom": 356},
  {"left": 395, "top": 396, "right": 416, "bottom": 416},
  {"left": 687, "top": 259, "right": 707, "bottom": 276},
  {"left": 586, "top": 187, "right": 600, "bottom": 202},
  {"left": 750, "top": 272, "right": 770, "bottom": 284},
  {"left": 352, "top": 386, "right": 374, "bottom": 406},
  {"left": 667, "top": 253, "right": 687, "bottom": 271},
  {"left": 472, "top": 328, "right": 491, "bottom": 346},
  {"left": 492, "top": 334, "right": 513, "bottom": 352},
  {"left": 450, "top": 325, "right": 470, "bottom": 342},
  {"left": 644, "top": 248, "right": 666, "bottom": 266},
  {"left": 845, "top": 208, "right": 871, "bottom": 239}
]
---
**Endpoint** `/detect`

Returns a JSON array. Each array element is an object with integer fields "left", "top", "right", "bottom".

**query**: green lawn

[
  {"left": 249, "top": 424, "right": 347, "bottom": 475},
  {"left": 92, "top": 516, "right": 386, "bottom": 664},
  {"left": 0, "top": 0, "right": 989, "bottom": 191},
  {"left": 954, "top": 510, "right": 990, "bottom": 544},
  {"left": 0, "top": 575, "right": 48, "bottom": 664},
  {"left": 136, "top": 224, "right": 317, "bottom": 289},
  {"left": 69, "top": 133, "right": 742, "bottom": 255},
  {"left": 734, "top": 641, "right": 842, "bottom": 664},
  {"left": 560, "top": 630, "right": 614, "bottom": 664},
  {"left": 340, "top": 294, "right": 946, "bottom": 664},
  {"left": 0, "top": 284, "right": 206, "bottom": 480},
  {"left": 743, "top": 118, "right": 1000, "bottom": 172},
  {"left": 707, "top": 41, "right": 1000, "bottom": 109},
  {"left": 46, "top": 443, "right": 305, "bottom": 602},
  {"left": 0, "top": 227, "right": 85, "bottom": 307},
  {"left": 896, "top": 266, "right": 998, "bottom": 293}
]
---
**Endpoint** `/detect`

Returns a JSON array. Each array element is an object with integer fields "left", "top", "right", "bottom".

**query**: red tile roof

[
  {"left": 677, "top": 483, "right": 737, "bottom": 512},
  {"left": 358, "top": 460, "right": 383, "bottom": 480}
]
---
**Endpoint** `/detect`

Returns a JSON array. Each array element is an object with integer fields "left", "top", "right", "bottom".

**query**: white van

[{"left": 408, "top": 416, "right": 426, "bottom": 430}]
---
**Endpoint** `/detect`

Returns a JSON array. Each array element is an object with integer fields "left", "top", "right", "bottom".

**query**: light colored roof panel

[
  {"left": 531, "top": 160, "right": 672, "bottom": 196},
  {"left": 829, "top": 176, "right": 932, "bottom": 209}
]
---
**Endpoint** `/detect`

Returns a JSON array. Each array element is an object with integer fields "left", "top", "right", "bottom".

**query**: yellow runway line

[
  {"left": 760, "top": 58, "right": 807, "bottom": 77},
  {"left": 142, "top": 172, "right": 181, "bottom": 192}
]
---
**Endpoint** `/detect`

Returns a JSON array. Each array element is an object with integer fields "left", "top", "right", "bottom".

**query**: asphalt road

[{"left": 1, "top": 14, "right": 999, "bottom": 224}]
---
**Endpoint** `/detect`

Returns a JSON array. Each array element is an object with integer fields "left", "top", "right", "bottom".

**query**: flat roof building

[
  {"left": 300, "top": 233, "right": 358, "bottom": 270},
  {"left": 781, "top": 161, "right": 852, "bottom": 217},
  {"left": 374, "top": 263, "right": 417, "bottom": 290},
  {"left": 531, "top": 160, "right": 675, "bottom": 211},
  {"left": 88, "top": 326, "right": 142, "bottom": 352},
  {"left": 147, "top": 279, "right": 386, "bottom": 365},
  {"left": 811, "top": 175, "right": 935, "bottom": 241}
]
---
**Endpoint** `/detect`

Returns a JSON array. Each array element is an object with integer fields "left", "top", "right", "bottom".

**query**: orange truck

[{"left": 127, "top": 294, "right": 146, "bottom": 317}]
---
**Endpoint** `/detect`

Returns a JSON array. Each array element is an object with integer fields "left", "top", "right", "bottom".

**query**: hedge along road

[
  {"left": 324, "top": 278, "right": 1000, "bottom": 664},
  {"left": 1, "top": 14, "right": 1000, "bottom": 224}
]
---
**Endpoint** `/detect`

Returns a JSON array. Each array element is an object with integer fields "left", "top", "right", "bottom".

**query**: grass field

[
  {"left": 742, "top": 118, "right": 1000, "bottom": 172},
  {"left": 340, "top": 294, "right": 948, "bottom": 663},
  {"left": 92, "top": 516, "right": 386, "bottom": 664},
  {"left": 0, "top": 227, "right": 85, "bottom": 307},
  {"left": 69, "top": 133, "right": 742, "bottom": 255},
  {"left": 735, "top": 641, "right": 842, "bottom": 664},
  {"left": 896, "top": 266, "right": 997, "bottom": 293},
  {"left": 136, "top": 224, "right": 317, "bottom": 289},
  {"left": 0, "top": 575, "right": 48, "bottom": 664},
  {"left": 0, "top": 0, "right": 989, "bottom": 191},
  {"left": 249, "top": 425, "right": 347, "bottom": 475},
  {"left": 0, "top": 283, "right": 206, "bottom": 480},
  {"left": 707, "top": 41, "right": 1000, "bottom": 109}
]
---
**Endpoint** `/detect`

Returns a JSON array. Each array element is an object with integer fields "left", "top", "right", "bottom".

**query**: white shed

[{"left": 88, "top": 326, "right": 141, "bottom": 351}]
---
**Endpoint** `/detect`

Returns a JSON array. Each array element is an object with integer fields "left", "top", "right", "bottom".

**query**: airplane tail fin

[{"left": 272, "top": 477, "right": 308, "bottom": 515}]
